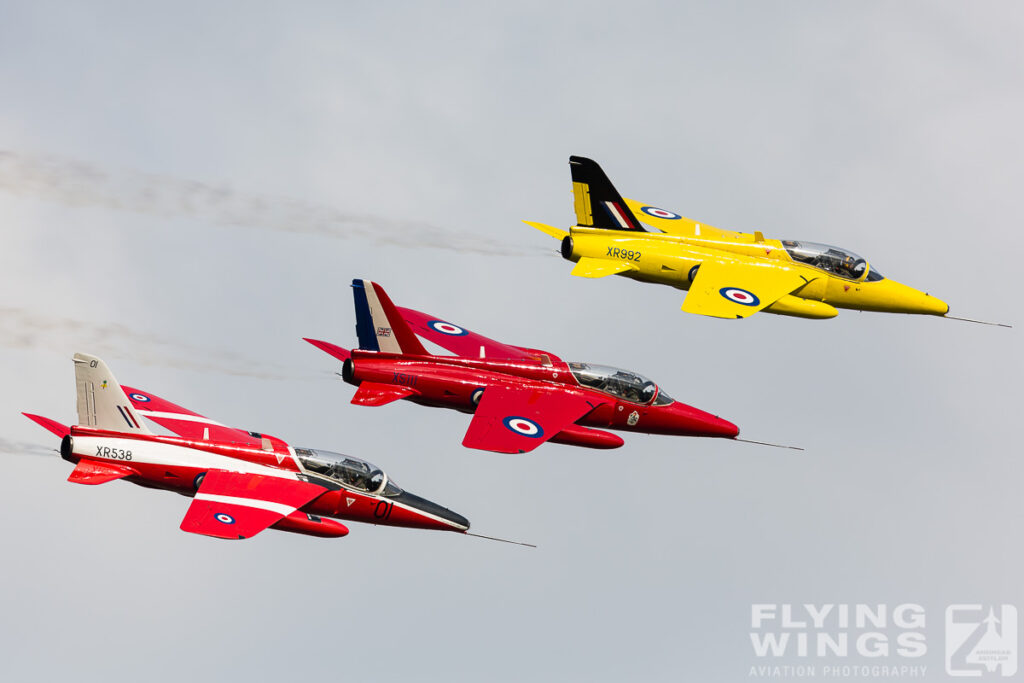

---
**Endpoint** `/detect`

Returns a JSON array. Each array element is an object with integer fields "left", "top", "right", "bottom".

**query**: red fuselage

[
  {"left": 345, "top": 351, "right": 738, "bottom": 447},
  {"left": 63, "top": 426, "right": 469, "bottom": 535}
]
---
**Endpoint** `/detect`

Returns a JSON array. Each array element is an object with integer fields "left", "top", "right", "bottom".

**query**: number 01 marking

[{"left": 374, "top": 501, "right": 393, "bottom": 520}]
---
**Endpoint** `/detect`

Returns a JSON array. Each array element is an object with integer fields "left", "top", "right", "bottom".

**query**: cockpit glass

[
  {"left": 653, "top": 389, "right": 675, "bottom": 406},
  {"left": 782, "top": 240, "right": 868, "bottom": 281},
  {"left": 569, "top": 362, "right": 659, "bottom": 404},
  {"left": 294, "top": 448, "right": 386, "bottom": 493},
  {"left": 865, "top": 267, "right": 884, "bottom": 282}
]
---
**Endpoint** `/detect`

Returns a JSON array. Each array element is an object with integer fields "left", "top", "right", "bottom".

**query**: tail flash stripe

[
  {"left": 116, "top": 405, "right": 134, "bottom": 428},
  {"left": 603, "top": 201, "right": 633, "bottom": 229}
]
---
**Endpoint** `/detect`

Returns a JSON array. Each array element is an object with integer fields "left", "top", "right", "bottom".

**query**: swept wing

[
  {"left": 122, "top": 385, "right": 289, "bottom": 451},
  {"left": 682, "top": 256, "right": 813, "bottom": 319},
  {"left": 181, "top": 469, "right": 327, "bottom": 540},
  {"left": 462, "top": 384, "right": 607, "bottom": 454}
]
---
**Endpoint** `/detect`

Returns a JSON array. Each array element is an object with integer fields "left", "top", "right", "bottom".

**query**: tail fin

[
  {"left": 73, "top": 353, "right": 152, "bottom": 434},
  {"left": 351, "top": 280, "right": 429, "bottom": 355},
  {"left": 569, "top": 156, "right": 646, "bottom": 232}
]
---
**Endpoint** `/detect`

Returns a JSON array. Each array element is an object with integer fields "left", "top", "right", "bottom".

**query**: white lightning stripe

[
  {"left": 603, "top": 201, "right": 630, "bottom": 229},
  {"left": 389, "top": 498, "right": 468, "bottom": 529},
  {"left": 194, "top": 492, "right": 295, "bottom": 517},
  {"left": 136, "top": 410, "right": 225, "bottom": 426}
]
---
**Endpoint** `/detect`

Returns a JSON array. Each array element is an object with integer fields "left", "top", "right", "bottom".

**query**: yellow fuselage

[{"left": 565, "top": 227, "right": 948, "bottom": 319}]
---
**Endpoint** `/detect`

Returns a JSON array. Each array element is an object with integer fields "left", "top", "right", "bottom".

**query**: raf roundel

[
  {"left": 214, "top": 512, "right": 236, "bottom": 525},
  {"left": 427, "top": 320, "right": 469, "bottom": 336},
  {"left": 719, "top": 287, "right": 761, "bottom": 307},
  {"left": 129, "top": 393, "right": 150, "bottom": 403},
  {"left": 640, "top": 206, "right": 682, "bottom": 220},
  {"left": 502, "top": 416, "right": 544, "bottom": 439}
]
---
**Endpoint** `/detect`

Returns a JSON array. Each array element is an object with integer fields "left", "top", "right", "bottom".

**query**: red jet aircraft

[
  {"left": 23, "top": 353, "right": 470, "bottom": 540},
  {"left": 304, "top": 279, "right": 740, "bottom": 455}
]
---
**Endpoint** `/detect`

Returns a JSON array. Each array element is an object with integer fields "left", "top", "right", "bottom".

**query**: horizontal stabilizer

[
  {"left": 303, "top": 338, "right": 352, "bottom": 363},
  {"left": 570, "top": 257, "right": 637, "bottom": 278},
  {"left": 523, "top": 220, "right": 568, "bottom": 240},
  {"left": 351, "top": 382, "right": 417, "bottom": 407},
  {"left": 67, "top": 459, "right": 137, "bottom": 485},
  {"left": 22, "top": 413, "right": 70, "bottom": 438}
]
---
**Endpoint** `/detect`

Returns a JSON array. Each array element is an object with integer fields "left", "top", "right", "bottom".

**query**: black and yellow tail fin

[{"left": 569, "top": 156, "right": 646, "bottom": 232}]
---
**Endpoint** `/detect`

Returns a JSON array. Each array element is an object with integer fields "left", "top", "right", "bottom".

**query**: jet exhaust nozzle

[
  {"left": 60, "top": 435, "right": 75, "bottom": 462},
  {"left": 341, "top": 358, "right": 356, "bottom": 385},
  {"left": 560, "top": 236, "right": 574, "bottom": 260}
]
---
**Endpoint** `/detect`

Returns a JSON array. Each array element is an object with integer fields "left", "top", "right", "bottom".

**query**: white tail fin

[
  {"left": 351, "top": 279, "right": 428, "bottom": 355},
  {"left": 73, "top": 353, "right": 152, "bottom": 434}
]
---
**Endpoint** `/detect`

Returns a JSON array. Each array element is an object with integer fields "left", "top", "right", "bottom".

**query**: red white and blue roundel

[
  {"left": 640, "top": 206, "right": 682, "bottom": 220},
  {"left": 502, "top": 416, "right": 544, "bottom": 438},
  {"left": 719, "top": 287, "right": 760, "bottom": 306},
  {"left": 214, "top": 512, "right": 236, "bottom": 525},
  {"left": 427, "top": 320, "right": 469, "bottom": 336},
  {"left": 129, "top": 392, "right": 150, "bottom": 402}
]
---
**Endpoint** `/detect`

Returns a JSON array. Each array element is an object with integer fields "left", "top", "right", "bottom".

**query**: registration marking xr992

[{"left": 607, "top": 246, "right": 641, "bottom": 261}]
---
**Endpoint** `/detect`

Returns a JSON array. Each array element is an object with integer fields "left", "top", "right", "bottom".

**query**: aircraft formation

[{"left": 21, "top": 155, "right": 1007, "bottom": 544}]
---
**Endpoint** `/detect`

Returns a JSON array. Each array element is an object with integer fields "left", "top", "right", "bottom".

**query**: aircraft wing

[
  {"left": 623, "top": 198, "right": 742, "bottom": 240},
  {"left": 682, "top": 256, "right": 812, "bottom": 319},
  {"left": 122, "top": 385, "right": 289, "bottom": 451},
  {"left": 181, "top": 469, "right": 327, "bottom": 540},
  {"left": 397, "top": 306, "right": 547, "bottom": 361},
  {"left": 462, "top": 384, "right": 607, "bottom": 454}
]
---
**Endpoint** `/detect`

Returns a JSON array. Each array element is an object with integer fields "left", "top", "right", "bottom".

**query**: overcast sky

[{"left": 1, "top": 2, "right": 1022, "bottom": 681}]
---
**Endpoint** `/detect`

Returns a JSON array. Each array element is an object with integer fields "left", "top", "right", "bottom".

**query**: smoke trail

[
  {"left": 0, "top": 150, "right": 542, "bottom": 256},
  {"left": 0, "top": 437, "right": 56, "bottom": 458},
  {"left": 0, "top": 306, "right": 323, "bottom": 381}
]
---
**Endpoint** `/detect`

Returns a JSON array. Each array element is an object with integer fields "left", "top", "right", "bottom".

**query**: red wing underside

[
  {"left": 180, "top": 470, "right": 327, "bottom": 540},
  {"left": 462, "top": 385, "right": 607, "bottom": 454}
]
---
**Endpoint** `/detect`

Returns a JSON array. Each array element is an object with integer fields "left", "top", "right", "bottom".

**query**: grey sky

[{"left": 1, "top": 2, "right": 1021, "bottom": 681}]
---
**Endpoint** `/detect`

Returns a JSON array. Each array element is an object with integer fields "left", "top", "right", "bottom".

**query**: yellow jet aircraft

[{"left": 527, "top": 156, "right": 954, "bottom": 321}]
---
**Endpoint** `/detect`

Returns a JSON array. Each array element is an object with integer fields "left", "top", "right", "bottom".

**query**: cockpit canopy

[
  {"left": 568, "top": 362, "right": 673, "bottom": 405},
  {"left": 294, "top": 448, "right": 401, "bottom": 496},
  {"left": 782, "top": 240, "right": 881, "bottom": 281}
]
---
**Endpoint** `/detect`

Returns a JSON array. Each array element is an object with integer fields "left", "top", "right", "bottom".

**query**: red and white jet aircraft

[
  {"left": 23, "top": 353, "right": 470, "bottom": 540},
  {"left": 305, "top": 279, "right": 742, "bottom": 455}
]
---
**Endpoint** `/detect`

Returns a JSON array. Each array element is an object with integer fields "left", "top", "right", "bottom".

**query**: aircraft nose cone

[
  {"left": 393, "top": 490, "right": 470, "bottom": 531},
  {"left": 669, "top": 402, "right": 740, "bottom": 438},
  {"left": 709, "top": 416, "right": 740, "bottom": 439},
  {"left": 927, "top": 295, "right": 950, "bottom": 316},
  {"left": 869, "top": 279, "right": 949, "bottom": 316}
]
